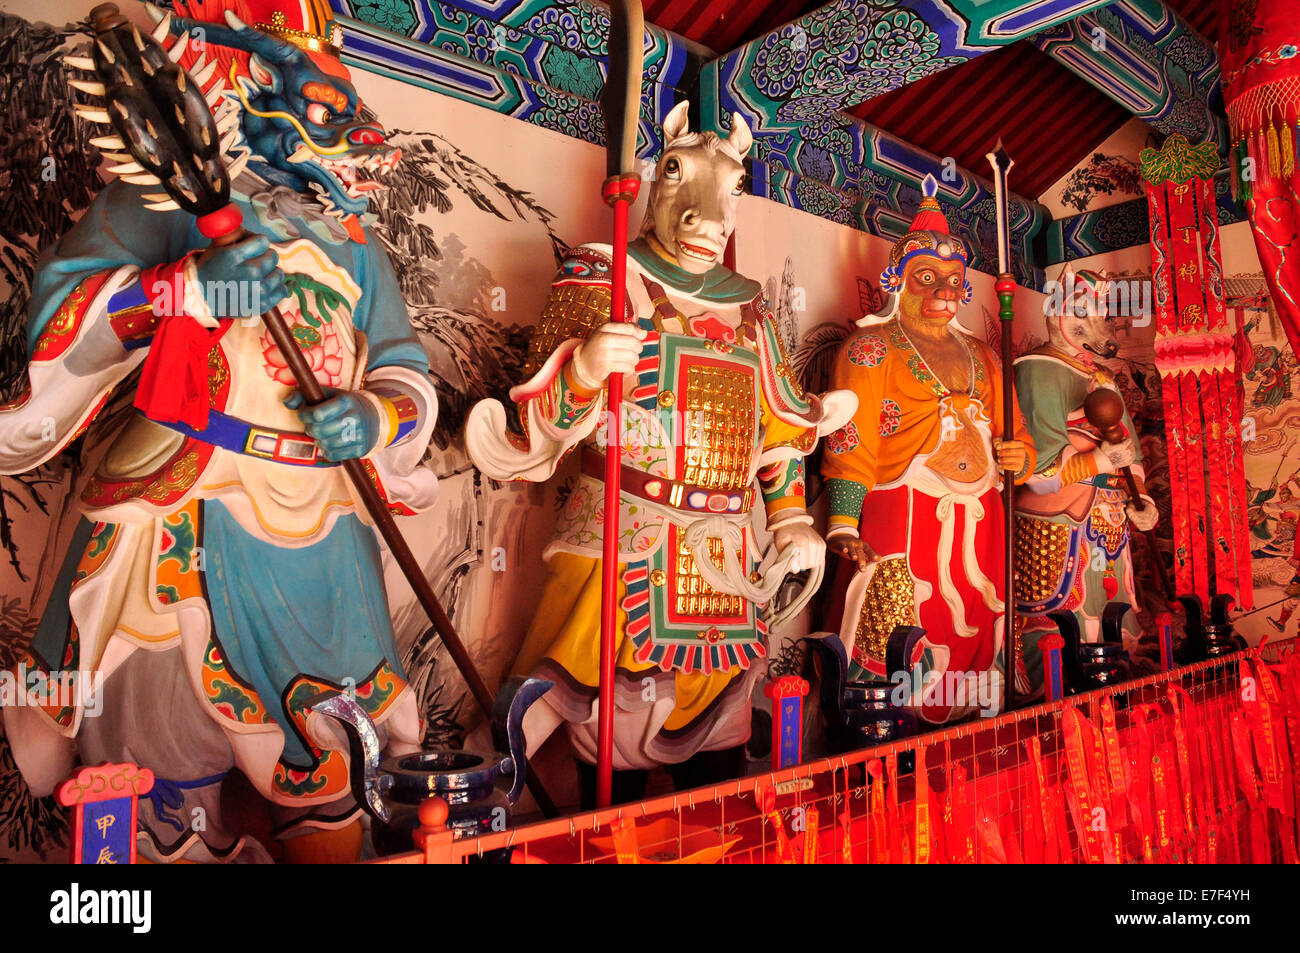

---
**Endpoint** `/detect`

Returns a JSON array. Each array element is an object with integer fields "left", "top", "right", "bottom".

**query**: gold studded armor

[
  {"left": 1014, "top": 515, "right": 1073, "bottom": 605},
  {"left": 674, "top": 534, "right": 745, "bottom": 618},
  {"left": 522, "top": 282, "right": 613, "bottom": 377},
  {"left": 681, "top": 364, "right": 757, "bottom": 492},
  {"left": 854, "top": 557, "right": 916, "bottom": 666}
]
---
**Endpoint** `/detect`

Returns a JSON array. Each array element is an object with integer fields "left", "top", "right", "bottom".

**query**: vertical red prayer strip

[
  {"left": 1128, "top": 707, "right": 1157, "bottom": 863},
  {"left": 1198, "top": 177, "right": 1228, "bottom": 332},
  {"left": 1167, "top": 180, "right": 1206, "bottom": 332},
  {"left": 868, "top": 758, "right": 888, "bottom": 864},
  {"left": 1162, "top": 376, "right": 1195, "bottom": 597},
  {"left": 1063, "top": 706, "right": 1105, "bottom": 863},
  {"left": 1199, "top": 371, "right": 1237, "bottom": 604},
  {"left": 1149, "top": 185, "right": 1176, "bottom": 335},
  {"left": 1178, "top": 371, "right": 1211, "bottom": 607},
  {"left": 1221, "top": 365, "right": 1255, "bottom": 607},
  {"left": 914, "top": 745, "right": 931, "bottom": 864}
]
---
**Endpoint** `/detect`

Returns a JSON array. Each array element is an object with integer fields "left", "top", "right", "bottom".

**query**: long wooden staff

[
  {"left": 594, "top": 0, "right": 645, "bottom": 809},
  {"left": 76, "top": 2, "right": 558, "bottom": 815},
  {"left": 987, "top": 142, "right": 1018, "bottom": 712}
]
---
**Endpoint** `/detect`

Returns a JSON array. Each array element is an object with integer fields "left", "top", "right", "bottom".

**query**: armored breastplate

[{"left": 653, "top": 332, "right": 760, "bottom": 493}]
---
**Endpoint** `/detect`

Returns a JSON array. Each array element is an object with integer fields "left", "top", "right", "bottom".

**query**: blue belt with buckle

[{"left": 153, "top": 409, "right": 335, "bottom": 468}]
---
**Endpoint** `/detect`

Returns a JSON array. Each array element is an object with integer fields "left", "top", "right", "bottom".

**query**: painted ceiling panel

[
  {"left": 644, "top": 0, "right": 820, "bottom": 53},
  {"left": 847, "top": 41, "right": 1133, "bottom": 199}
]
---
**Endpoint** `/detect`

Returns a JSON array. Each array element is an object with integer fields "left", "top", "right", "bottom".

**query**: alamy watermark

[
  {"left": 150, "top": 275, "right": 265, "bottom": 323},
  {"left": 890, "top": 664, "right": 1001, "bottom": 716},
  {"left": 1042, "top": 276, "right": 1153, "bottom": 326},
  {"left": 0, "top": 664, "right": 104, "bottom": 717}
]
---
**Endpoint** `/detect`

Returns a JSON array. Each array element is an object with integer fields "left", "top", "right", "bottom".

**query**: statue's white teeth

[{"left": 678, "top": 241, "right": 717, "bottom": 262}]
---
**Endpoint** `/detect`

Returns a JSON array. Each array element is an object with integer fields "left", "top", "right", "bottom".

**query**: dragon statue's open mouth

[{"left": 288, "top": 143, "right": 401, "bottom": 217}]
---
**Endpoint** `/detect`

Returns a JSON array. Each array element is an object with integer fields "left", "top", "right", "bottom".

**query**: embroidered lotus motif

[
  {"left": 878, "top": 398, "right": 902, "bottom": 437},
  {"left": 261, "top": 295, "right": 345, "bottom": 388},
  {"left": 848, "top": 333, "right": 887, "bottom": 367}
]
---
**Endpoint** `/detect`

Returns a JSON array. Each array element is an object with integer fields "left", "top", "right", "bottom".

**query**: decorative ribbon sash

[
  {"left": 932, "top": 492, "right": 1002, "bottom": 639},
  {"left": 679, "top": 515, "right": 823, "bottom": 627}
]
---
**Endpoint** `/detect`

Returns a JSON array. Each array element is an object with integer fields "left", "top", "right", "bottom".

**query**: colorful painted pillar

[
  {"left": 58, "top": 762, "right": 155, "bottom": 865},
  {"left": 765, "top": 675, "right": 809, "bottom": 770}
]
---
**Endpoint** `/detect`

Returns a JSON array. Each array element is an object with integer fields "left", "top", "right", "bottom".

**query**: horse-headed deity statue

[{"left": 466, "top": 101, "right": 854, "bottom": 802}]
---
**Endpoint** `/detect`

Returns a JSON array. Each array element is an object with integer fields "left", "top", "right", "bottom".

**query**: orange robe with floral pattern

[{"left": 822, "top": 318, "right": 1035, "bottom": 722}]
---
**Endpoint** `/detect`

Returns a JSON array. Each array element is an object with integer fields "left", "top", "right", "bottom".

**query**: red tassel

[{"left": 132, "top": 255, "right": 226, "bottom": 430}]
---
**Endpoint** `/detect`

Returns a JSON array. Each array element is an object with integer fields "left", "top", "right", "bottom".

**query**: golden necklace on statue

[{"left": 898, "top": 322, "right": 976, "bottom": 397}]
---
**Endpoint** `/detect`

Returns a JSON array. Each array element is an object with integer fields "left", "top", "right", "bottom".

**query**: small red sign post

[
  {"left": 764, "top": 675, "right": 809, "bottom": 770},
  {"left": 58, "top": 762, "right": 155, "bottom": 864}
]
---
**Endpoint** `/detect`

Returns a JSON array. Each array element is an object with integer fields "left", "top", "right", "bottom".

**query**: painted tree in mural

[
  {"left": 0, "top": 0, "right": 449, "bottom": 863},
  {"left": 0, "top": 11, "right": 119, "bottom": 863},
  {"left": 466, "top": 101, "right": 854, "bottom": 804}
]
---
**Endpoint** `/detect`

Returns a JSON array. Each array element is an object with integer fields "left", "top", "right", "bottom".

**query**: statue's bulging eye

[
  {"left": 732, "top": 174, "right": 747, "bottom": 196},
  {"left": 307, "top": 103, "right": 333, "bottom": 126},
  {"left": 663, "top": 157, "right": 681, "bottom": 180}
]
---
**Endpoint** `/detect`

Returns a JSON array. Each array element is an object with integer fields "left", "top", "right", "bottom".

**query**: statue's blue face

[{"left": 238, "top": 55, "right": 398, "bottom": 218}]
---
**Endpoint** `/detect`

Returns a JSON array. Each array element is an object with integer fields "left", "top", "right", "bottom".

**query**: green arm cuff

[{"left": 826, "top": 477, "right": 869, "bottom": 521}]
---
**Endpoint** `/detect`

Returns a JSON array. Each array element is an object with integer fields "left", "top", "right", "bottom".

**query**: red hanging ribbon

[
  {"left": 868, "top": 759, "right": 888, "bottom": 864},
  {"left": 132, "top": 253, "right": 230, "bottom": 430},
  {"left": 1128, "top": 706, "right": 1157, "bottom": 863},
  {"left": 1022, "top": 740, "right": 1048, "bottom": 864},
  {"left": 914, "top": 745, "right": 931, "bottom": 864},
  {"left": 1063, "top": 706, "right": 1105, "bottom": 863},
  {"left": 947, "top": 761, "right": 976, "bottom": 863}
]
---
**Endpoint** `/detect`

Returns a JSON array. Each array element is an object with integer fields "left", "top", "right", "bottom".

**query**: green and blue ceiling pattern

[
  {"left": 333, "top": 0, "right": 701, "bottom": 157},
  {"left": 329, "top": 0, "right": 1231, "bottom": 283},
  {"left": 705, "top": 0, "right": 1115, "bottom": 137}
]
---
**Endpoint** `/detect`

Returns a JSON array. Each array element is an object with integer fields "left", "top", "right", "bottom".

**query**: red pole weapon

[
  {"left": 986, "top": 142, "right": 1017, "bottom": 713},
  {"left": 595, "top": 0, "right": 645, "bottom": 808},
  {"left": 74, "top": 2, "right": 559, "bottom": 816}
]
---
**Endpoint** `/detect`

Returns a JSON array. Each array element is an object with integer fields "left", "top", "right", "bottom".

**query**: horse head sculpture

[{"left": 640, "top": 100, "right": 752, "bottom": 275}]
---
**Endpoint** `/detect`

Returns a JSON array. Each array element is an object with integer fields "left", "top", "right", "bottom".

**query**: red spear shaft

[{"left": 595, "top": 0, "right": 645, "bottom": 808}]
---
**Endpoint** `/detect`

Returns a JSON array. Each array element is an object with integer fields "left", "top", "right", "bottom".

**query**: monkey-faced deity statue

[{"left": 821, "top": 175, "right": 1035, "bottom": 725}]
